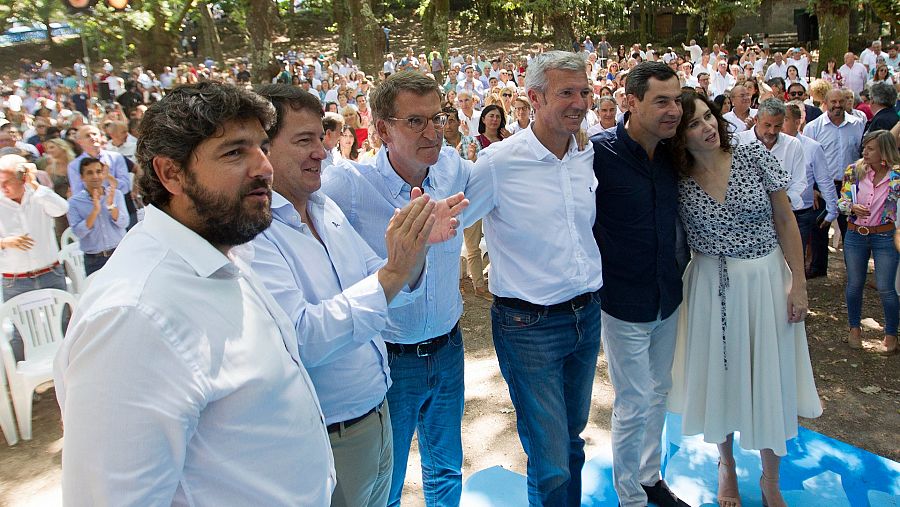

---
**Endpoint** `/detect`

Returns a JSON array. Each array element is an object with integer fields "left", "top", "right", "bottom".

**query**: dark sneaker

[{"left": 642, "top": 480, "right": 691, "bottom": 507}]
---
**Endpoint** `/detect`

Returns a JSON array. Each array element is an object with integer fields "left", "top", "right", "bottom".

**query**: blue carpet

[{"left": 461, "top": 414, "right": 900, "bottom": 506}]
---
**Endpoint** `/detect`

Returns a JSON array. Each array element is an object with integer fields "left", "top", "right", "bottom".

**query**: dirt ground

[{"left": 0, "top": 248, "right": 898, "bottom": 506}]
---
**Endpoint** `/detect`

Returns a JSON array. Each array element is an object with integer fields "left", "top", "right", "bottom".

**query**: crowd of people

[{"left": 0, "top": 32, "right": 899, "bottom": 507}]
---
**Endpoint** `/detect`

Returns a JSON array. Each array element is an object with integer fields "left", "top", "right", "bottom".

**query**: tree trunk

[
  {"left": 198, "top": 3, "right": 224, "bottom": 63},
  {"left": 333, "top": 0, "right": 354, "bottom": 58},
  {"left": 347, "top": 0, "right": 384, "bottom": 75},
  {"left": 638, "top": 0, "right": 647, "bottom": 45},
  {"left": 421, "top": 0, "right": 448, "bottom": 58},
  {"left": 547, "top": 11, "right": 573, "bottom": 50},
  {"left": 815, "top": 0, "right": 850, "bottom": 74},
  {"left": 246, "top": 0, "right": 279, "bottom": 84}
]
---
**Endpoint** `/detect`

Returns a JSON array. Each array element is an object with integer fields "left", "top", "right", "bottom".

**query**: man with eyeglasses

[
  {"left": 321, "top": 71, "right": 472, "bottom": 507},
  {"left": 786, "top": 82, "right": 823, "bottom": 123},
  {"left": 455, "top": 90, "right": 482, "bottom": 136}
]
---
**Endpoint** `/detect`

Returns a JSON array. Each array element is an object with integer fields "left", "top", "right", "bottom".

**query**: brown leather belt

[
  {"left": 848, "top": 222, "right": 894, "bottom": 235},
  {"left": 2, "top": 261, "right": 60, "bottom": 279}
]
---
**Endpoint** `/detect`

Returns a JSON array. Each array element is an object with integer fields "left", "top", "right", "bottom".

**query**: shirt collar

[
  {"left": 522, "top": 125, "right": 580, "bottom": 161},
  {"left": 141, "top": 205, "right": 236, "bottom": 279},
  {"left": 270, "top": 190, "right": 325, "bottom": 220},
  {"left": 376, "top": 146, "right": 436, "bottom": 198}
]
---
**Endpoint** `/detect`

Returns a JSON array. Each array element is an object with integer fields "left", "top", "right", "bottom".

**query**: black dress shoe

[{"left": 642, "top": 480, "right": 691, "bottom": 507}]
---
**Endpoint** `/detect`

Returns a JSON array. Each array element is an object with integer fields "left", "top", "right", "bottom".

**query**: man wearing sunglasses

[{"left": 786, "top": 82, "right": 823, "bottom": 123}]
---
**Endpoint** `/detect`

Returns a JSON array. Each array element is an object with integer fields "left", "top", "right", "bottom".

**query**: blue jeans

[
  {"left": 1, "top": 265, "right": 67, "bottom": 361},
  {"left": 386, "top": 326, "right": 464, "bottom": 507},
  {"left": 491, "top": 294, "right": 602, "bottom": 507},
  {"left": 844, "top": 229, "right": 899, "bottom": 335}
]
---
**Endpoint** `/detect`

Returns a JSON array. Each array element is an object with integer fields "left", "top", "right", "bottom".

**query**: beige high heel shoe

[{"left": 717, "top": 459, "right": 741, "bottom": 507}]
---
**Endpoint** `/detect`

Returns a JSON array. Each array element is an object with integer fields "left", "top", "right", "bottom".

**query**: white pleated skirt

[{"left": 668, "top": 247, "right": 823, "bottom": 456}]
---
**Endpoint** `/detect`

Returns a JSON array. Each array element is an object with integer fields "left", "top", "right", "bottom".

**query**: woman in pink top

[{"left": 838, "top": 130, "right": 900, "bottom": 354}]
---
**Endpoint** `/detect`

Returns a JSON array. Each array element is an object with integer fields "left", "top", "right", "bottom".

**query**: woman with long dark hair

[
  {"left": 474, "top": 104, "right": 509, "bottom": 151},
  {"left": 668, "top": 91, "right": 821, "bottom": 507}
]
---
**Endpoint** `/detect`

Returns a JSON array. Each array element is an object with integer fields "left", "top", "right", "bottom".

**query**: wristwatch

[{"left": 106, "top": 203, "right": 117, "bottom": 211}]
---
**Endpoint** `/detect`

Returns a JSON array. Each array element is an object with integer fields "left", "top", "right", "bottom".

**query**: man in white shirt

[
  {"left": 764, "top": 52, "right": 789, "bottom": 80},
  {"left": 839, "top": 52, "right": 869, "bottom": 95},
  {"left": 253, "top": 84, "right": 464, "bottom": 507},
  {"left": 682, "top": 39, "right": 702, "bottom": 63},
  {"left": 709, "top": 60, "right": 736, "bottom": 97},
  {"left": 322, "top": 112, "right": 344, "bottom": 168},
  {"left": 735, "top": 98, "right": 808, "bottom": 222},
  {"left": 804, "top": 88, "right": 866, "bottom": 276},
  {"left": 860, "top": 40, "right": 888, "bottom": 71},
  {"left": 462, "top": 51, "right": 604, "bottom": 507},
  {"left": 53, "top": 81, "right": 336, "bottom": 506},
  {"left": 455, "top": 90, "right": 481, "bottom": 136},
  {"left": 0, "top": 155, "right": 68, "bottom": 361},
  {"left": 723, "top": 84, "right": 758, "bottom": 134},
  {"left": 787, "top": 47, "right": 811, "bottom": 78},
  {"left": 456, "top": 65, "right": 485, "bottom": 102},
  {"left": 103, "top": 121, "right": 138, "bottom": 162}
]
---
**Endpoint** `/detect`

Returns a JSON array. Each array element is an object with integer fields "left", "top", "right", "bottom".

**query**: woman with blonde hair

[{"left": 839, "top": 130, "right": 900, "bottom": 354}]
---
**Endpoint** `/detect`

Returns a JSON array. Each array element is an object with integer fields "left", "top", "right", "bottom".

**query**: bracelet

[{"left": 107, "top": 204, "right": 117, "bottom": 211}]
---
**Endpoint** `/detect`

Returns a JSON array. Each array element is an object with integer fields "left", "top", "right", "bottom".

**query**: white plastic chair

[
  {"left": 0, "top": 289, "right": 76, "bottom": 440},
  {"left": 0, "top": 366, "right": 17, "bottom": 445},
  {"left": 58, "top": 243, "right": 86, "bottom": 296},
  {"left": 59, "top": 227, "right": 78, "bottom": 248}
]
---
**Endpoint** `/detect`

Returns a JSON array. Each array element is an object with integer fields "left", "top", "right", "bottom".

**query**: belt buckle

[
  {"left": 858, "top": 225, "right": 870, "bottom": 236},
  {"left": 416, "top": 339, "right": 435, "bottom": 357}
]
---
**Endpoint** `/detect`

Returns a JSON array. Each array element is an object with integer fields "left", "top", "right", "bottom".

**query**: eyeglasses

[
  {"left": 788, "top": 91, "right": 805, "bottom": 97},
  {"left": 501, "top": 93, "right": 513, "bottom": 97},
  {"left": 387, "top": 113, "right": 449, "bottom": 133}
]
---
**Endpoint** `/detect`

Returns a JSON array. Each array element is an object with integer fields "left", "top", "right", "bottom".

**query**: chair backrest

[
  {"left": 0, "top": 289, "right": 76, "bottom": 366},
  {"left": 60, "top": 227, "right": 78, "bottom": 248},
  {"left": 58, "top": 243, "right": 86, "bottom": 295}
]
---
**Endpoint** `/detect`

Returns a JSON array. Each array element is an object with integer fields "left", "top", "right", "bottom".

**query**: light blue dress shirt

[
  {"left": 67, "top": 150, "right": 132, "bottom": 194},
  {"left": 796, "top": 133, "right": 840, "bottom": 221},
  {"left": 322, "top": 150, "right": 470, "bottom": 344},
  {"left": 67, "top": 189, "right": 129, "bottom": 253},
  {"left": 251, "top": 191, "right": 422, "bottom": 423},
  {"left": 803, "top": 112, "right": 866, "bottom": 181}
]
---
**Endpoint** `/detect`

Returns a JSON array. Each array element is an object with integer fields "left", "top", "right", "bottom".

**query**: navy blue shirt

[{"left": 591, "top": 119, "right": 685, "bottom": 323}]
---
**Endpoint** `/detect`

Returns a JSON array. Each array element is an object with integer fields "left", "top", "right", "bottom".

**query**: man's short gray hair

[
  {"left": 0, "top": 154, "right": 28, "bottom": 173},
  {"left": 757, "top": 98, "right": 786, "bottom": 118},
  {"left": 525, "top": 51, "right": 587, "bottom": 94},
  {"left": 869, "top": 82, "right": 898, "bottom": 108},
  {"left": 596, "top": 96, "right": 617, "bottom": 107}
]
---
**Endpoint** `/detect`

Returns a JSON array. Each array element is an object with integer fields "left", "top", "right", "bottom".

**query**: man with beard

[
  {"left": 591, "top": 62, "right": 691, "bottom": 507},
  {"left": 54, "top": 82, "right": 336, "bottom": 506}
]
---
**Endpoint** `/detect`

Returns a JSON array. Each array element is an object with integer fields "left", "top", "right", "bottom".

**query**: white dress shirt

[
  {"left": 839, "top": 63, "right": 869, "bottom": 94},
  {"left": 463, "top": 126, "right": 604, "bottom": 305},
  {"left": 54, "top": 205, "right": 335, "bottom": 506},
  {"left": 723, "top": 108, "right": 758, "bottom": 134},
  {"left": 788, "top": 55, "right": 810, "bottom": 77},
  {"left": 251, "top": 191, "right": 422, "bottom": 424},
  {"left": 735, "top": 129, "right": 807, "bottom": 210},
  {"left": 803, "top": 112, "right": 866, "bottom": 181},
  {"left": 0, "top": 184, "right": 68, "bottom": 274},
  {"left": 764, "top": 61, "right": 789, "bottom": 80},
  {"left": 710, "top": 72, "right": 736, "bottom": 97},
  {"left": 105, "top": 134, "right": 138, "bottom": 162},
  {"left": 458, "top": 108, "right": 481, "bottom": 137}
]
